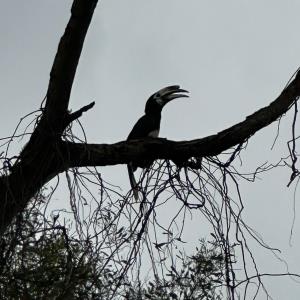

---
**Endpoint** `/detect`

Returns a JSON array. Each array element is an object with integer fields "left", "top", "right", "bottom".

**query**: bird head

[{"left": 145, "top": 85, "right": 189, "bottom": 115}]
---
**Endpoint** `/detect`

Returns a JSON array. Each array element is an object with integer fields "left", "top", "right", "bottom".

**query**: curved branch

[
  {"left": 44, "top": 0, "right": 98, "bottom": 125},
  {"left": 64, "top": 72, "right": 300, "bottom": 168},
  {"left": 0, "top": 0, "right": 299, "bottom": 238}
]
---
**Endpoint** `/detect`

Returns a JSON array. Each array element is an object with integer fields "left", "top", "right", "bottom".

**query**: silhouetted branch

[
  {"left": 44, "top": 0, "right": 98, "bottom": 127},
  {"left": 63, "top": 76, "right": 300, "bottom": 168},
  {"left": 0, "top": 5, "right": 299, "bottom": 299},
  {"left": 0, "top": 0, "right": 99, "bottom": 235},
  {"left": 66, "top": 101, "right": 95, "bottom": 126}
]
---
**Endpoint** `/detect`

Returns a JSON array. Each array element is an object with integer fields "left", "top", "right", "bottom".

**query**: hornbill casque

[{"left": 127, "top": 85, "right": 189, "bottom": 199}]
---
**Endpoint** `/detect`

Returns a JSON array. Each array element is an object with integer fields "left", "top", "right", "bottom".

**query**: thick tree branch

[
  {"left": 19, "top": 0, "right": 98, "bottom": 164},
  {"left": 0, "top": 0, "right": 98, "bottom": 235},
  {"left": 63, "top": 73, "right": 300, "bottom": 168},
  {"left": 44, "top": 0, "right": 98, "bottom": 127},
  {"left": 0, "top": 0, "right": 299, "bottom": 238}
]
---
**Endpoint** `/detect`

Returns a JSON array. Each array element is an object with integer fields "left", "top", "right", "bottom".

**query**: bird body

[
  {"left": 127, "top": 85, "right": 188, "bottom": 199},
  {"left": 127, "top": 114, "right": 161, "bottom": 141}
]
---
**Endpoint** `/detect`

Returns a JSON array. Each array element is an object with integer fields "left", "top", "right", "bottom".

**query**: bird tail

[{"left": 127, "top": 164, "right": 139, "bottom": 200}]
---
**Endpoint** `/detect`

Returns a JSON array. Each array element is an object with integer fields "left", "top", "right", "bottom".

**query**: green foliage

[
  {"left": 0, "top": 196, "right": 111, "bottom": 299},
  {"left": 125, "top": 241, "right": 224, "bottom": 300},
  {"left": 0, "top": 195, "right": 225, "bottom": 299}
]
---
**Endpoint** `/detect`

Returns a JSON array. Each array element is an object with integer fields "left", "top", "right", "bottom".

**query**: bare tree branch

[
  {"left": 44, "top": 0, "right": 98, "bottom": 127},
  {"left": 66, "top": 101, "right": 95, "bottom": 126},
  {"left": 0, "top": 0, "right": 298, "bottom": 239},
  {"left": 0, "top": 0, "right": 98, "bottom": 235},
  {"left": 1, "top": 2, "right": 300, "bottom": 298},
  {"left": 63, "top": 75, "right": 300, "bottom": 168}
]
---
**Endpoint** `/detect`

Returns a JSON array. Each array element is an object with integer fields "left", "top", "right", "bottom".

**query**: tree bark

[
  {"left": 0, "top": 0, "right": 98, "bottom": 235},
  {"left": 0, "top": 0, "right": 299, "bottom": 235}
]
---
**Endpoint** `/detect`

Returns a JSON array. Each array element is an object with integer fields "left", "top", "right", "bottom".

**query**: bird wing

[{"left": 127, "top": 115, "right": 158, "bottom": 140}]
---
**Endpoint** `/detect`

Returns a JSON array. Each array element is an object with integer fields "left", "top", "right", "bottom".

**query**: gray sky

[{"left": 1, "top": 1, "right": 300, "bottom": 299}]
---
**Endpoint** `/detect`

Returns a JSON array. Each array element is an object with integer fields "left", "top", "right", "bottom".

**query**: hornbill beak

[{"left": 156, "top": 85, "right": 189, "bottom": 104}]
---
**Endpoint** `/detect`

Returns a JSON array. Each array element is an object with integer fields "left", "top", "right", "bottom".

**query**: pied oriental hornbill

[{"left": 127, "top": 85, "right": 189, "bottom": 199}]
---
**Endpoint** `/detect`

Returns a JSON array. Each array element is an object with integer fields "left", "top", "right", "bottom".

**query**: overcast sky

[{"left": 1, "top": 1, "right": 300, "bottom": 299}]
